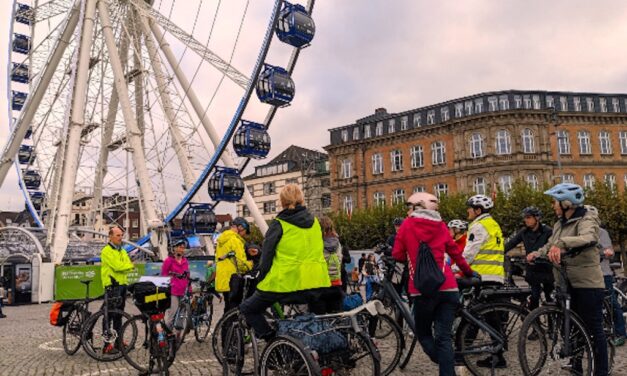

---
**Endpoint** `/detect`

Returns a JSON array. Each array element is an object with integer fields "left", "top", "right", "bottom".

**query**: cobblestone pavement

[{"left": 0, "top": 301, "right": 626, "bottom": 375}]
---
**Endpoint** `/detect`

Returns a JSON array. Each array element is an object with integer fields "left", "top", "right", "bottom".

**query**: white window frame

[
  {"left": 495, "top": 129, "right": 512, "bottom": 155},
  {"left": 392, "top": 189, "right": 405, "bottom": 204},
  {"left": 455, "top": 103, "right": 463, "bottom": 118},
  {"left": 465, "top": 101, "right": 473, "bottom": 116},
  {"left": 561, "top": 174, "right": 574, "bottom": 184},
  {"left": 578, "top": 131, "right": 591, "bottom": 155},
  {"left": 364, "top": 124, "right": 371, "bottom": 138},
  {"left": 522, "top": 128, "right": 535, "bottom": 154},
  {"left": 546, "top": 95, "right": 554, "bottom": 108},
  {"left": 514, "top": 95, "right": 522, "bottom": 109},
  {"left": 373, "top": 192, "right": 385, "bottom": 206},
  {"left": 427, "top": 110, "right": 435, "bottom": 125},
  {"left": 523, "top": 95, "right": 531, "bottom": 109},
  {"left": 352, "top": 127, "right": 360, "bottom": 141},
  {"left": 469, "top": 133, "right": 484, "bottom": 158},
  {"left": 560, "top": 96, "right": 568, "bottom": 111},
  {"left": 583, "top": 174, "right": 595, "bottom": 189},
  {"left": 413, "top": 186, "right": 425, "bottom": 193},
  {"left": 434, "top": 183, "right": 448, "bottom": 197},
  {"left": 586, "top": 97, "right": 594, "bottom": 112},
  {"left": 605, "top": 174, "right": 616, "bottom": 190},
  {"left": 474, "top": 99, "right": 484, "bottom": 113},
  {"left": 390, "top": 150, "right": 403, "bottom": 172},
  {"left": 599, "top": 98, "right": 607, "bottom": 112},
  {"left": 499, "top": 175, "right": 513, "bottom": 193},
  {"left": 431, "top": 141, "right": 446, "bottom": 165},
  {"left": 620, "top": 131, "right": 627, "bottom": 154},
  {"left": 375, "top": 122, "right": 383, "bottom": 136},
  {"left": 532, "top": 95, "right": 541, "bottom": 109},
  {"left": 612, "top": 98, "right": 620, "bottom": 112},
  {"left": 573, "top": 97, "right": 582, "bottom": 111},
  {"left": 341, "top": 130, "right": 348, "bottom": 142},
  {"left": 400, "top": 116, "right": 408, "bottom": 130},
  {"left": 372, "top": 153, "right": 383, "bottom": 175},
  {"left": 341, "top": 159, "right": 352, "bottom": 179},
  {"left": 558, "top": 130, "right": 570, "bottom": 154},
  {"left": 473, "top": 177, "right": 486, "bottom": 195},
  {"left": 343, "top": 195, "right": 353, "bottom": 213},
  {"left": 410, "top": 145, "right": 424, "bottom": 168},
  {"left": 488, "top": 96, "right": 498, "bottom": 111},
  {"left": 388, "top": 119, "right": 395, "bottom": 134},
  {"left": 599, "top": 131, "right": 612, "bottom": 155},
  {"left": 413, "top": 113, "right": 421, "bottom": 127},
  {"left": 526, "top": 174, "right": 539, "bottom": 190},
  {"left": 441, "top": 107, "right": 450, "bottom": 122}
]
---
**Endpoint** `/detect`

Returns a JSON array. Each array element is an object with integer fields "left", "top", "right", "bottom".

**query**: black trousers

[{"left": 103, "top": 285, "right": 127, "bottom": 335}]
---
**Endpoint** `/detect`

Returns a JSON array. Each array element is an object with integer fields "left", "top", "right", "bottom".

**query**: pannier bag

[
  {"left": 131, "top": 281, "right": 171, "bottom": 314},
  {"left": 277, "top": 314, "right": 348, "bottom": 354},
  {"left": 50, "top": 301, "right": 74, "bottom": 326},
  {"left": 343, "top": 293, "right": 363, "bottom": 311}
]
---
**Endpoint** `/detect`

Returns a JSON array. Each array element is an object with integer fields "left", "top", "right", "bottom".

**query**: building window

[
  {"left": 321, "top": 178, "right": 330, "bottom": 187},
  {"left": 247, "top": 185, "right": 255, "bottom": 197},
  {"left": 372, "top": 153, "right": 383, "bottom": 175},
  {"left": 341, "top": 130, "right": 348, "bottom": 142},
  {"left": 526, "top": 174, "right": 539, "bottom": 190},
  {"left": 441, "top": 107, "right": 450, "bottom": 122},
  {"left": 488, "top": 96, "right": 498, "bottom": 111},
  {"left": 469, "top": 133, "right": 485, "bottom": 158},
  {"left": 473, "top": 177, "right": 487, "bottom": 195},
  {"left": 514, "top": 95, "right": 522, "bottom": 109},
  {"left": 522, "top": 128, "right": 535, "bottom": 154},
  {"left": 434, "top": 183, "right": 448, "bottom": 197},
  {"left": 352, "top": 127, "right": 360, "bottom": 141},
  {"left": 392, "top": 189, "right": 405, "bottom": 204},
  {"left": 583, "top": 174, "right": 595, "bottom": 189},
  {"left": 573, "top": 97, "right": 581, "bottom": 111},
  {"left": 605, "top": 174, "right": 616, "bottom": 190},
  {"left": 431, "top": 141, "right": 446, "bottom": 165},
  {"left": 263, "top": 182, "right": 275, "bottom": 195},
  {"left": 343, "top": 195, "right": 353, "bottom": 214},
  {"left": 410, "top": 145, "right": 424, "bottom": 168},
  {"left": 532, "top": 95, "right": 541, "bottom": 109},
  {"left": 561, "top": 173, "right": 575, "bottom": 184},
  {"left": 599, "top": 98, "right": 607, "bottom": 112},
  {"left": 499, "top": 95, "right": 509, "bottom": 110},
  {"left": 558, "top": 130, "right": 570, "bottom": 154},
  {"left": 400, "top": 116, "right": 408, "bottom": 130},
  {"left": 523, "top": 95, "right": 531, "bottom": 109},
  {"left": 620, "top": 131, "right": 627, "bottom": 154},
  {"left": 586, "top": 97, "right": 594, "bottom": 112},
  {"left": 612, "top": 98, "right": 620, "bottom": 112},
  {"left": 364, "top": 125, "right": 371, "bottom": 138},
  {"left": 474, "top": 98, "right": 484, "bottom": 113},
  {"left": 413, "top": 186, "right": 425, "bottom": 193},
  {"left": 455, "top": 103, "right": 463, "bottom": 118},
  {"left": 546, "top": 95, "right": 554, "bottom": 108},
  {"left": 427, "top": 110, "right": 435, "bottom": 125},
  {"left": 599, "top": 131, "right": 612, "bottom": 155},
  {"left": 495, "top": 129, "right": 512, "bottom": 155},
  {"left": 321, "top": 194, "right": 331, "bottom": 208},
  {"left": 242, "top": 205, "right": 250, "bottom": 217},
  {"left": 341, "top": 159, "right": 352, "bottom": 179},
  {"left": 413, "top": 113, "right": 421, "bottom": 127},
  {"left": 578, "top": 131, "right": 591, "bottom": 155},
  {"left": 560, "top": 96, "right": 568, "bottom": 111},
  {"left": 465, "top": 101, "right": 473, "bottom": 115},
  {"left": 390, "top": 150, "right": 403, "bottom": 171},
  {"left": 499, "top": 175, "right": 513, "bottom": 194},
  {"left": 263, "top": 201, "right": 276, "bottom": 214},
  {"left": 374, "top": 192, "right": 385, "bottom": 206},
  {"left": 132, "top": 219, "right": 139, "bottom": 228},
  {"left": 375, "top": 122, "right": 383, "bottom": 136},
  {"left": 388, "top": 119, "right": 395, "bottom": 134},
  {"left": 286, "top": 178, "right": 298, "bottom": 185}
]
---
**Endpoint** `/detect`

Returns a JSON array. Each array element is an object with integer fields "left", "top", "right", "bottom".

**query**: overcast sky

[{"left": 2, "top": 0, "right": 627, "bottom": 213}]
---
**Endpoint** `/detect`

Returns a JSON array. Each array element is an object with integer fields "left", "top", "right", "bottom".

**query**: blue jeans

[
  {"left": 413, "top": 291, "right": 459, "bottom": 376},
  {"left": 604, "top": 275, "right": 627, "bottom": 337}
]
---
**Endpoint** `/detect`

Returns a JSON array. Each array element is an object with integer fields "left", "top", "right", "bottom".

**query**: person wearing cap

[
  {"left": 215, "top": 217, "right": 252, "bottom": 313},
  {"left": 505, "top": 207, "right": 553, "bottom": 311},
  {"left": 528, "top": 183, "right": 607, "bottom": 375},
  {"left": 392, "top": 192, "right": 475, "bottom": 376},
  {"left": 240, "top": 184, "right": 331, "bottom": 340},
  {"left": 161, "top": 239, "right": 190, "bottom": 327}
]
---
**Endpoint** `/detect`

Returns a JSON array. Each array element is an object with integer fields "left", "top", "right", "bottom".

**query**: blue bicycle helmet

[{"left": 544, "top": 183, "right": 585, "bottom": 206}]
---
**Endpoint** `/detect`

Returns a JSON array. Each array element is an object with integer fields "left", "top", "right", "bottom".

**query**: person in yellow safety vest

[
  {"left": 100, "top": 225, "right": 135, "bottom": 353},
  {"left": 463, "top": 194, "right": 507, "bottom": 369},
  {"left": 240, "top": 184, "right": 331, "bottom": 340},
  {"left": 215, "top": 217, "right": 252, "bottom": 313}
]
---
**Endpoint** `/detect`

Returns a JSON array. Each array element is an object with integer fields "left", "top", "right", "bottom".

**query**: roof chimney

[{"left": 375, "top": 107, "right": 387, "bottom": 115}]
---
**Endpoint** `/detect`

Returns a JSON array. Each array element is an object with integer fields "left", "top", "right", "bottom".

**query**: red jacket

[
  {"left": 392, "top": 211, "right": 473, "bottom": 296},
  {"left": 454, "top": 233, "right": 467, "bottom": 254}
]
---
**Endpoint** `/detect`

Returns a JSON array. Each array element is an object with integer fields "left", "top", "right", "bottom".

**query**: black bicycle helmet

[{"left": 522, "top": 206, "right": 542, "bottom": 218}]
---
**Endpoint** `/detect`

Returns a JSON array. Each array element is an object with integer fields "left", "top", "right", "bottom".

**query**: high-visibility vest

[
  {"left": 257, "top": 218, "right": 331, "bottom": 293},
  {"left": 469, "top": 216, "right": 505, "bottom": 282}
]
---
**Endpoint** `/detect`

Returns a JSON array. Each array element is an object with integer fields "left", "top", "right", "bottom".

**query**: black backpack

[{"left": 409, "top": 241, "right": 445, "bottom": 297}]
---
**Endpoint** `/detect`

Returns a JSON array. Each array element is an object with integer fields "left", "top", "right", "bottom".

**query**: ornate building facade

[{"left": 325, "top": 90, "right": 627, "bottom": 212}]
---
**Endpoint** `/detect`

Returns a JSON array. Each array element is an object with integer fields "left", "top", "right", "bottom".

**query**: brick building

[{"left": 324, "top": 90, "right": 627, "bottom": 212}]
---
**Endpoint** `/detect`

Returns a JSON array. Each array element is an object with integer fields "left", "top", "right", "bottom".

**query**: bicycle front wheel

[
  {"left": 364, "top": 313, "right": 404, "bottom": 376},
  {"left": 518, "top": 305, "right": 595, "bottom": 376},
  {"left": 212, "top": 308, "right": 239, "bottom": 365},
  {"left": 121, "top": 315, "right": 152, "bottom": 373},
  {"left": 81, "top": 308, "right": 135, "bottom": 362},
  {"left": 260, "top": 335, "right": 320, "bottom": 376},
  {"left": 63, "top": 307, "right": 88, "bottom": 355},
  {"left": 194, "top": 297, "right": 213, "bottom": 343}
]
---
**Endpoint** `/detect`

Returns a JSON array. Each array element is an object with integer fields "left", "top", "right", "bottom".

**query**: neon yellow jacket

[
  {"left": 100, "top": 243, "right": 134, "bottom": 288},
  {"left": 467, "top": 215, "right": 505, "bottom": 283},
  {"left": 215, "top": 229, "right": 251, "bottom": 292}
]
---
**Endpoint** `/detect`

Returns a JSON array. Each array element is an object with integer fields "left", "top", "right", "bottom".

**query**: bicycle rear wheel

[
  {"left": 457, "top": 302, "right": 527, "bottom": 376},
  {"left": 194, "top": 297, "right": 213, "bottom": 343},
  {"left": 212, "top": 308, "right": 239, "bottom": 365},
  {"left": 121, "top": 315, "right": 152, "bottom": 373},
  {"left": 81, "top": 308, "right": 135, "bottom": 362},
  {"left": 398, "top": 336, "right": 418, "bottom": 369},
  {"left": 260, "top": 335, "right": 320, "bottom": 376},
  {"left": 518, "top": 305, "right": 595, "bottom": 376},
  {"left": 319, "top": 329, "right": 380, "bottom": 376},
  {"left": 63, "top": 307, "right": 87, "bottom": 355},
  {"left": 222, "top": 321, "right": 245, "bottom": 376}
]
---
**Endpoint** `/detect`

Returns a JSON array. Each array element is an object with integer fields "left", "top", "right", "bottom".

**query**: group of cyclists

[{"left": 94, "top": 181, "right": 625, "bottom": 375}]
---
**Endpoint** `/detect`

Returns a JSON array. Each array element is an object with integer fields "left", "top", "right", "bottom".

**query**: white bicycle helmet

[
  {"left": 466, "top": 194, "right": 494, "bottom": 210},
  {"left": 447, "top": 219, "right": 468, "bottom": 230}
]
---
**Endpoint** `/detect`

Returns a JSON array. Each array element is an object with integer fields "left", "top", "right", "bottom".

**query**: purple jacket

[{"left": 161, "top": 256, "right": 190, "bottom": 296}]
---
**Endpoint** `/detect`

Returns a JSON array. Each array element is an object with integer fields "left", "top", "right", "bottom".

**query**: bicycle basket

[
  {"left": 131, "top": 282, "right": 171, "bottom": 314},
  {"left": 276, "top": 314, "right": 349, "bottom": 354}
]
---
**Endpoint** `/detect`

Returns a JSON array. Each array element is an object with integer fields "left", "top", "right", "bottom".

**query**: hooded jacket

[
  {"left": 538, "top": 206, "right": 603, "bottom": 289},
  {"left": 323, "top": 236, "right": 342, "bottom": 285},
  {"left": 215, "top": 229, "right": 252, "bottom": 292},
  {"left": 161, "top": 255, "right": 190, "bottom": 296},
  {"left": 392, "top": 209, "right": 473, "bottom": 296}
]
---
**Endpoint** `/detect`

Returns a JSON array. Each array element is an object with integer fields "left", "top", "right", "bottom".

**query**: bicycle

[
  {"left": 60, "top": 279, "right": 100, "bottom": 355},
  {"left": 121, "top": 279, "right": 177, "bottom": 376},
  {"left": 517, "top": 258, "right": 598, "bottom": 376},
  {"left": 191, "top": 279, "right": 217, "bottom": 342},
  {"left": 80, "top": 284, "right": 137, "bottom": 362}
]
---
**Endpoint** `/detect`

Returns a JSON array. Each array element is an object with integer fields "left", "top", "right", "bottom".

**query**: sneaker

[
  {"left": 613, "top": 337, "right": 625, "bottom": 347},
  {"left": 476, "top": 356, "right": 507, "bottom": 369},
  {"left": 103, "top": 343, "right": 119, "bottom": 354}
]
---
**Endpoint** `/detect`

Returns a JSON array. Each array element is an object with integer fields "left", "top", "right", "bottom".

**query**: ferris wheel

[{"left": 3, "top": 0, "right": 316, "bottom": 262}]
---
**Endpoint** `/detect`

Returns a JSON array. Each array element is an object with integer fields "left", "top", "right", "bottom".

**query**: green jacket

[
  {"left": 539, "top": 206, "right": 603, "bottom": 289},
  {"left": 100, "top": 243, "right": 134, "bottom": 288}
]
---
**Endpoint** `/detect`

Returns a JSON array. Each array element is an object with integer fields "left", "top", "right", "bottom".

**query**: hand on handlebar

[
  {"left": 547, "top": 245, "right": 564, "bottom": 265},
  {"left": 169, "top": 270, "right": 189, "bottom": 279},
  {"left": 219, "top": 251, "right": 236, "bottom": 261}
]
